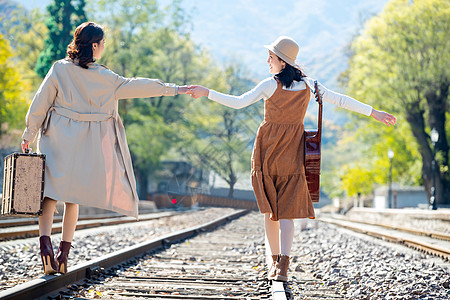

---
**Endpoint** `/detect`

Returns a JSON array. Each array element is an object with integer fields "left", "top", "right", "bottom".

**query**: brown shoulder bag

[{"left": 304, "top": 80, "right": 323, "bottom": 203}]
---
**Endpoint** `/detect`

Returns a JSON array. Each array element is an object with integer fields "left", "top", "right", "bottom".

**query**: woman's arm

[
  {"left": 317, "top": 82, "right": 373, "bottom": 116},
  {"left": 313, "top": 80, "right": 396, "bottom": 126},
  {"left": 114, "top": 74, "right": 189, "bottom": 99},
  {"left": 187, "top": 78, "right": 276, "bottom": 109},
  {"left": 22, "top": 64, "right": 58, "bottom": 144}
]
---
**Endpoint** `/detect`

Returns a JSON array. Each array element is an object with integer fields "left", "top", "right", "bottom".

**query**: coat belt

[{"left": 42, "top": 107, "right": 113, "bottom": 134}]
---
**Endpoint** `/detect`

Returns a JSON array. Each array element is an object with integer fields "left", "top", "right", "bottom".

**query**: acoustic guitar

[{"left": 304, "top": 80, "right": 323, "bottom": 203}]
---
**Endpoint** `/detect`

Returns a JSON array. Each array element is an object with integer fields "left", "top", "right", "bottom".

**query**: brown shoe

[
  {"left": 56, "top": 241, "right": 72, "bottom": 274},
  {"left": 39, "top": 236, "right": 58, "bottom": 275},
  {"left": 268, "top": 254, "right": 279, "bottom": 280},
  {"left": 273, "top": 254, "right": 289, "bottom": 282}
]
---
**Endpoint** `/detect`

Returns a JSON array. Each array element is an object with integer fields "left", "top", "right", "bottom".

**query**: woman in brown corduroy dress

[
  {"left": 188, "top": 36, "right": 396, "bottom": 281},
  {"left": 251, "top": 78, "right": 315, "bottom": 222}
]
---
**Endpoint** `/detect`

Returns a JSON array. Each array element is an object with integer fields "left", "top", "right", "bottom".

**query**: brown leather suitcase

[
  {"left": 304, "top": 81, "right": 323, "bottom": 203},
  {"left": 2, "top": 152, "right": 45, "bottom": 216}
]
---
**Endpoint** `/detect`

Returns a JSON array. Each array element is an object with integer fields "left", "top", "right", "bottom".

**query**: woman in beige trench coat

[{"left": 21, "top": 22, "right": 189, "bottom": 275}]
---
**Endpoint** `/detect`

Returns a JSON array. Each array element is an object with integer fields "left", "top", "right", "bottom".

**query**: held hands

[
  {"left": 370, "top": 109, "right": 397, "bottom": 126},
  {"left": 181, "top": 85, "right": 209, "bottom": 99},
  {"left": 177, "top": 86, "right": 190, "bottom": 95}
]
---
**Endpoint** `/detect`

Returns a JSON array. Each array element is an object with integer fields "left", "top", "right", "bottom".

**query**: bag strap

[{"left": 313, "top": 80, "right": 323, "bottom": 138}]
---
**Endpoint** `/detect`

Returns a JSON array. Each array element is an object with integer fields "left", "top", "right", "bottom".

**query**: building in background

[{"left": 373, "top": 185, "right": 428, "bottom": 209}]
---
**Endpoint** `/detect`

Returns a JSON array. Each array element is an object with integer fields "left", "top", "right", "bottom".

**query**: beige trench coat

[{"left": 22, "top": 59, "right": 177, "bottom": 218}]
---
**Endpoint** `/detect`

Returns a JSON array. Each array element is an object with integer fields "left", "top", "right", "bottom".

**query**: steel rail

[
  {"left": 0, "top": 211, "right": 178, "bottom": 240},
  {"left": 272, "top": 281, "right": 288, "bottom": 300},
  {"left": 319, "top": 217, "right": 450, "bottom": 260},
  {"left": 329, "top": 216, "right": 450, "bottom": 241},
  {"left": 348, "top": 207, "right": 450, "bottom": 221},
  {"left": 0, "top": 212, "right": 143, "bottom": 228},
  {"left": 0, "top": 209, "right": 249, "bottom": 300}
]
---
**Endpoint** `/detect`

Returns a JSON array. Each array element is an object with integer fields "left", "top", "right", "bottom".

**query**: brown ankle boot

[
  {"left": 273, "top": 254, "right": 290, "bottom": 282},
  {"left": 268, "top": 254, "right": 279, "bottom": 280},
  {"left": 56, "top": 241, "right": 72, "bottom": 274},
  {"left": 39, "top": 236, "right": 57, "bottom": 275}
]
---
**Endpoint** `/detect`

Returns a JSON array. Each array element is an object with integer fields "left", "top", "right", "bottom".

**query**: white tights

[
  {"left": 39, "top": 198, "right": 79, "bottom": 242},
  {"left": 264, "top": 213, "right": 295, "bottom": 256}
]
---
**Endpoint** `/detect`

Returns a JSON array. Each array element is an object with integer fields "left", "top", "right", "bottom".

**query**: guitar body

[{"left": 304, "top": 130, "right": 321, "bottom": 203}]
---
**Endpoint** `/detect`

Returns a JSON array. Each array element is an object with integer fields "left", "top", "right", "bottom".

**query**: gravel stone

[{"left": 289, "top": 218, "right": 450, "bottom": 299}]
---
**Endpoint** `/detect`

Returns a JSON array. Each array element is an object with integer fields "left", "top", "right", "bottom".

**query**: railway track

[
  {"left": 0, "top": 211, "right": 179, "bottom": 241},
  {"left": 318, "top": 215, "right": 450, "bottom": 260},
  {"left": 0, "top": 210, "right": 345, "bottom": 300},
  {"left": 0, "top": 210, "right": 271, "bottom": 300}
]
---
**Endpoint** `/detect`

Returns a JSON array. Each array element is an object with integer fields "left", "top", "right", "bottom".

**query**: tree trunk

[
  {"left": 228, "top": 183, "right": 235, "bottom": 198},
  {"left": 405, "top": 98, "right": 450, "bottom": 205},
  {"left": 226, "top": 149, "right": 237, "bottom": 199},
  {"left": 135, "top": 168, "right": 149, "bottom": 201},
  {"left": 443, "top": 181, "right": 450, "bottom": 204},
  {"left": 424, "top": 82, "right": 450, "bottom": 205},
  {"left": 404, "top": 104, "right": 434, "bottom": 201}
]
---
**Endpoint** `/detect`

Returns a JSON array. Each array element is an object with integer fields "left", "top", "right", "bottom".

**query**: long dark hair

[
  {"left": 274, "top": 59, "right": 306, "bottom": 88},
  {"left": 67, "top": 22, "right": 104, "bottom": 69}
]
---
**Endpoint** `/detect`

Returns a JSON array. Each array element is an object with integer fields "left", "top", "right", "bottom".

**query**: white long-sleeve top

[{"left": 208, "top": 76, "right": 373, "bottom": 116}]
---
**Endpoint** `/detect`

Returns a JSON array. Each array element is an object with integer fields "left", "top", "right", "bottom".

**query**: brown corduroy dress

[{"left": 251, "top": 79, "right": 315, "bottom": 221}]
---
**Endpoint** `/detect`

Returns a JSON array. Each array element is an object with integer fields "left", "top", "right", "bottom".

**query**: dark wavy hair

[
  {"left": 67, "top": 22, "right": 104, "bottom": 69},
  {"left": 274, "top": 58, "right": 306, "bottom": 88}
]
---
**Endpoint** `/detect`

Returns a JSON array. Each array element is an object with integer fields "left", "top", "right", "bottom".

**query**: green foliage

[
  {"left": 347, "top": 0, "right": 449, "bottom": 113},
  {"left": 0, "top": 33, "right": 29, "bottom": 140},
  {"left": 337, "top": 0, "right": 450, "bottom": 200},
  {"left": 3, "top": 7, "right": 48, "bottom": 90},
  {"left": 35, "top": 0, "right": 87, "bottom": 78},
  {"left": 126, "top": 110, "right": 175, "bottom": 199},
  {"left": 331, "top": 120, "right": 421, "bottom": 197}
]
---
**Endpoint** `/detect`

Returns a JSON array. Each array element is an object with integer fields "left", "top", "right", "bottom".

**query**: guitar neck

[{"left": 314, "top": 81, "right": 323, "bottom": 137}]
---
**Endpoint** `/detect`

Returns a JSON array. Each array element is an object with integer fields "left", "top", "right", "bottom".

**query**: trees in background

[
  {"left": 0, "top": 2, "right": 49, "bottom": 145},
  {"left": 341, "top": 0, "right": 449, "bottom": 204},
  {"left": 0, "top": 0, "right": 357, "bottom": 200},
  {"left": 0, "top": 33, "right": 29, "bottom": 141},
  {"left": 6, "top": 0, "right": 446, "bottom": 202},
  {"left": 0, "top": 0, "right": 86, "bottom": 146},
  {"left": 3, "top": 7, "right": 48, "bottom": 89},
  {"left": 35, "top": 0, "right": 87, "bottom": 78}
]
